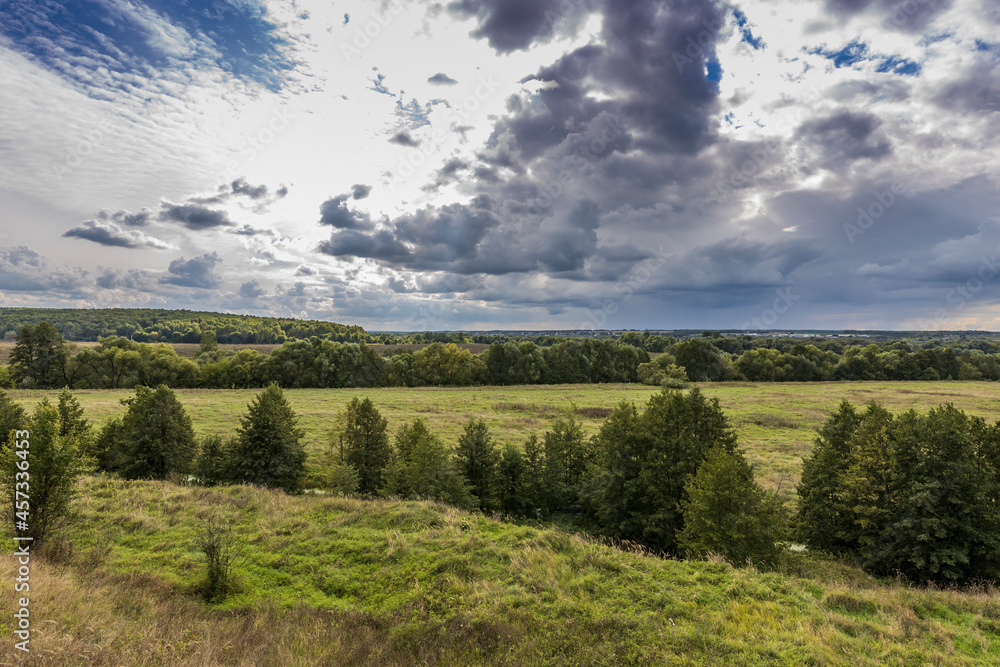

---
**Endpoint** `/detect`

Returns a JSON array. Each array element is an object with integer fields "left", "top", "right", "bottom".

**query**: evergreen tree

[
  {"left": 333, "top": 397, "right": 390, "bottom": 496},
  {"left": 455, "top": 418, "right": 499, "bottom": 511},
  {"left": 118, "top": 385, "right": 198, "bottom": 480},
  {"left": 678, "top": 445, "right": 783, "bottom": 566},
  {"left": 229, "top": 384, "right": 307, "bottom": 494},
  {"left": 796, "top": 400, "right": 862, "bottom": 555},
  {"left": 541, "top": 414, "right": 589, "bottom": 512},
  {"left": 496, "top": 443, "right": 528, "bottom": 516}
]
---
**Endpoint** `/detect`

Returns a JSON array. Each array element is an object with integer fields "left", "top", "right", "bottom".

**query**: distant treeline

[
  {"left": 4, "top": 323, "right": 1000, "bottom": 390},
  {"left": 0, "top": 308, "right": 367, "bottom": 344}
]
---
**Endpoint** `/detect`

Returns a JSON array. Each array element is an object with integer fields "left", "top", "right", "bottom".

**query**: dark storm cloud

[
  {"left": 428, "top": 72, "right": 458, "bottom": 85},
  {"left": 389, "top": 131, "right": 421, "bottom": 147},
  {"left": 351, "top": 184, "right": 372, "bottom": 200},
  {"left": 447, "top": 0, "right": 598, "bottom": 53},
  {"left": 94, "top": 208, "right": 155, "bottom": 227},
  {"left": 796, "top": 110, "right": 891, "bottom": 168},
  {"left": 318, "top": 229, "right": 412, "bottom": 261},
  {"left": 161, "top": 252, "right": 223, "bottom": 289},
  {"left": 319, "top": 194, "right": 374, "bottom": 230},
  {"left": 159, "top": 204, "right": 233, "bottom": 230}
]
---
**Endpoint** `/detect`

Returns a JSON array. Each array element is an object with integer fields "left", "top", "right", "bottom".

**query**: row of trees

[
  {"left": 9, "top": 324, "right": 1000, "bottom": 391},
  {"left": 797, "top": 400, "right": 1000, "bottom": 584},
  {"left": 321, "top": 389, "right": 785, "bottom": 565}
]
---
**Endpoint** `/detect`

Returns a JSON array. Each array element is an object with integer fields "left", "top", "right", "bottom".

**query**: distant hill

[{"left": 0, "top": 307, "right": 367, "bottom": 344}]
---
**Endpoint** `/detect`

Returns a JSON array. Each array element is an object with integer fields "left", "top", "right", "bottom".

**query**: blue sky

[{"left": 1, "top": 0, "right": 999, "bottom": 331}]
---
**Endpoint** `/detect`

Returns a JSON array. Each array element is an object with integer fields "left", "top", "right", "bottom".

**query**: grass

[
  {"left": 2, "top": 476, "right": 999, "bottom": 665},
  {"left": 8, "top": 381, "right": 999, "bottom": 495}
]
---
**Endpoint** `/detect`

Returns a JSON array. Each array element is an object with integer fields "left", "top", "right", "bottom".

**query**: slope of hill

[{"left": 3, "top": 476, "right": 997, "bottom": 666}]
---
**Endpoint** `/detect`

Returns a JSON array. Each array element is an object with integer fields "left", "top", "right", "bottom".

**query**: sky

[{"left": 1, "top": 0, "right": 999, "bottom": 332}]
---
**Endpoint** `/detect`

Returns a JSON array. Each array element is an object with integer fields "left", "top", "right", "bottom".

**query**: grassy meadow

[
  {"left": 3, "top": 477, "right": 1000, "bottom": 666},
  {"left": 7, "top": 381, "right": 999, "bottom": 492},
  {"left": 3, "top": 381, "right": 1000, "bottom": 665}
]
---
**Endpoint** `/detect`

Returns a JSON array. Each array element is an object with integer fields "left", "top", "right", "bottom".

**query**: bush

[
  {"left": 198, "top": 510, "right": 242, "bottom": 603},
  {"left": 0, "top": 401, "right": 91, "bottom": 548}
]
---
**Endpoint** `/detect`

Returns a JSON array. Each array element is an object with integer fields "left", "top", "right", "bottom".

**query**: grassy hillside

[
  {"left": 7, "top": 381, "right": 999, "bottom": 492},
  {"left": 2, "top": 477, "right": 998, "bottom": 666}
]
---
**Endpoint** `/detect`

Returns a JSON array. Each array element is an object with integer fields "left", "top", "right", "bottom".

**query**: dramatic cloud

[{"left": 318, "top": 194, "right": 374, "bottom": 230}]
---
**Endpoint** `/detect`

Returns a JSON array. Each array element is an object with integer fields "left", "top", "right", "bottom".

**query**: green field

[
  {"left": 3, "top": 381, "right": 1000, "bottom": 665},
  {"left": 8, "top": 381, "right": 999, "bottom": 492}
]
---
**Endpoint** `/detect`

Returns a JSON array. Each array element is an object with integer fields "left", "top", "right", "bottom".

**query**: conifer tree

[{"left": 229, "top": 384, "right": 306, "bottom": 493}]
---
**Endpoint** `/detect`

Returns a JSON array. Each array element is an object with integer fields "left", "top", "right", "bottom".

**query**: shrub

[
  {"left": 0, "top": 401, "right": 91, "bottom": 548},
  {"left": 198, "top": 510, "right": 242, "bottom": 603}
]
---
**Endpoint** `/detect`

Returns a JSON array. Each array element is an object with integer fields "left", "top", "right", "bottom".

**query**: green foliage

[
  {"left": 636, "top": 353, "right": 688, "bottom": 386},
  {"left": 333, "top": 397, "right": 390, "bottom": 496},
  {"left": 0, "top": 388, "right": 27, "bottom": 450},
  {"left": 673, "top": 338, "right": 734, "bottom": 382},
  {"left": 11, "top": 322, "right": 69, "bottom": 388},
  {"left": 389, "top": 419, "right": 474, "bottom": 508},
  {"left": 679, "top": 445, "right": 783, "bottom": 566},
  {"left": 117, "top": 385, "right": 198, "bottom": 480},
  {"left": 455, "top": 418, "right": 499, "bottom": 511},
  {"left": 0, "top": 365, "right": 14, "bottom": 389},
  {"left": 0, "top": 401, "right": 91, "bottom": 547},
  {"left": 496, "top": 443, "right": 528, "bottom": 516},
  {"left": 541, "top": 414, "right": 590, "bottom": 512},
  {"left": 584, "top": 388, "right": 737, "bottom": 553},
  {"left": 89, "top": 417, "right": 125, "bottom": 473},
  {"left": 228, "top": 384, "right": 307, "bottom": 494},
  {"left": 798, "top": 400, "right": 1000, "bottom": 584},
  {"left": 198, "top": 509, "right": 242, "bottom": 603},
  {"left": 195, "top": 436, "right": 232, "bottom": 487}
]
